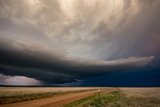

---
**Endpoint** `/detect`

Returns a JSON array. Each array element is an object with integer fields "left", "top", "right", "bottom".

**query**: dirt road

[{"left": 1, "top": 90, "right": 101, "bottom": 107}]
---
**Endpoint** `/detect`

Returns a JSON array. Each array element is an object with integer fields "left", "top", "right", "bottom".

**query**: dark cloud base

[
  {"left": 72, "top": 67, "right": 160, "bottom": 87},
  {"left": 0, "top": 58, "right": 159, "bottom": 86},
  {"left": 50, "top": 58, "right": 160, "bottom": 87}
]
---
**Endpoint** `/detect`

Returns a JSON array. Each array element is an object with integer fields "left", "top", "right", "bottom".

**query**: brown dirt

[{"left": 0, "top": 89, "right": 102, "bottom": 107}]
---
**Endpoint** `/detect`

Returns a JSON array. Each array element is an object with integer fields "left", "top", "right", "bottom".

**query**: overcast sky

[{"left": 0, "top": 0, "right": 159, "bottom": 86}]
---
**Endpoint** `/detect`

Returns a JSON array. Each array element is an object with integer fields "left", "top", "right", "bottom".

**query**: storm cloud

[
  {"left": 0, "top": 35, "right": 153, "bottom": 83},
  {"left": 0, "top": 0, "right": 159, "bottom": 84}
]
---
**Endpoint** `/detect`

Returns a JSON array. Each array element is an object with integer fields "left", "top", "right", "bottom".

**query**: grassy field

[
  {"left": 65, "top": 90, "right": 160, "bottom": 107},
  {"left": 0, "top": 87, "right": 97, "bottom": 104},
  {"left": 1, "top": 87, "right": 160, "bottom": 107},
  {"left": 0, "top": 87, "right": 96, "bottom": 96}
]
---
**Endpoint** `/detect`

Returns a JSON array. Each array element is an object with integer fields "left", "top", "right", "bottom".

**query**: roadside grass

[
  {"left": 0, "top": 89, "right": 95, "bottom": 104},
  {"left": 0, "top": 92, "right": 58, "bottom": 104},
  {"left": 65, "top": 91, "right": 160, "bottom": 107}
]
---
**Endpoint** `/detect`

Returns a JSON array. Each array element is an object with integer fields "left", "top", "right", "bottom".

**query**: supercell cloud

[{"left": 0, "top": 0, "right": 159, "bottom": 85}]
